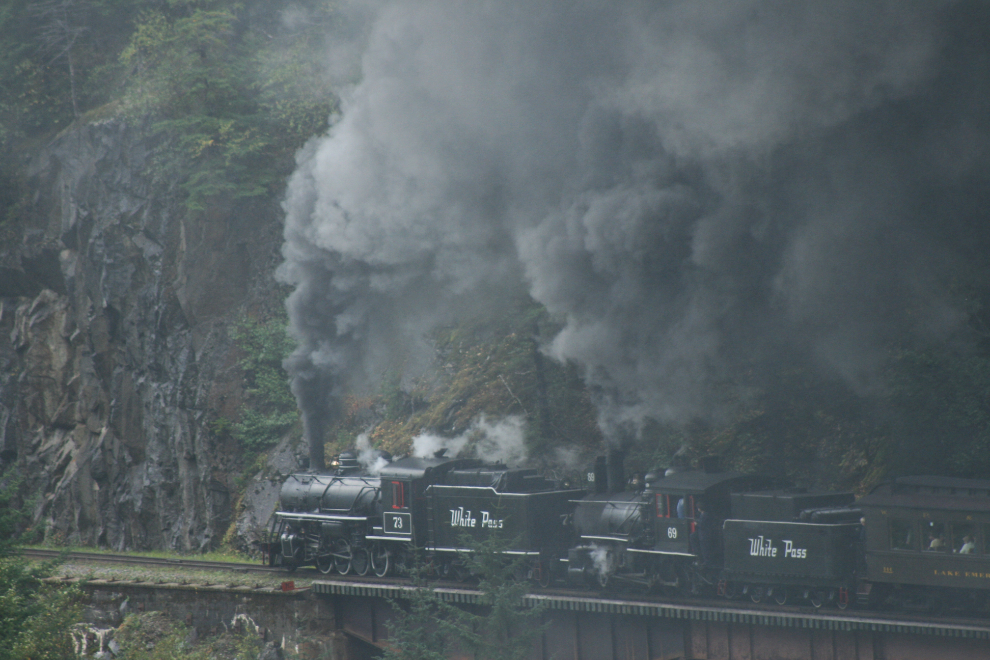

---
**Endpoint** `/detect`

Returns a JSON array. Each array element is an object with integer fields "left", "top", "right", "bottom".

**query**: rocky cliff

[{"left": 0, "top": 119, "right": 295, "bottom": 551}]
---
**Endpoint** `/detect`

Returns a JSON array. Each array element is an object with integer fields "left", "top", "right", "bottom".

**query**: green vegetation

[
  {"left": 223, "top": 312, "right": 298, "bottom": 452},
  {"left": 384, "top": 533, "right": 546, "bottom": 660},
  {"left": 885, "top": 347, "right": 990, "bottom": 477},
  {"left": 333, "top": 286, "right": 990, "bottom": 493},
  {"left": 0, "top": 471, "right": 80, "bottom": 660},
  {"left": 117, "top": 0, "right": 337, "bottom": 212},
  {"left": 0, "top": 0, "right": 337, "bottom": 225},
  {"left": 112, "top": 611, "right": 263, "bottom": 660}
]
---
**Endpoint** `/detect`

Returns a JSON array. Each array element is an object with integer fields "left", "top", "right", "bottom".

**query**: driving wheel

[
  {"left": 333, "top": 538, "right": 353, "bottom": 575},
  {"left": 370, "top": 543, "right": 391, "bottom": 578}
]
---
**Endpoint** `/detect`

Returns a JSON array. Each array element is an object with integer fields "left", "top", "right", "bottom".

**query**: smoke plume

[{"left": 279, "top": 0, "right": 990, "bottom": 449}]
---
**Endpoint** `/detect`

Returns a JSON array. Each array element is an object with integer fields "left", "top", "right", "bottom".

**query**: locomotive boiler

[{"left": 274, "top": 452, "right": 383, "bottom": 574}]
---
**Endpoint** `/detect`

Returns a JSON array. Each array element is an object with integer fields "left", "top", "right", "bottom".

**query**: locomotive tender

[{"left": 268, "top": 447, "right": 990, "bottom": 612}]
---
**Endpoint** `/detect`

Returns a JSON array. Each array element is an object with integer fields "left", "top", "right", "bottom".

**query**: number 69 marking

[{"left": 667, "top": 527, "right": 678, "bottom": 539}]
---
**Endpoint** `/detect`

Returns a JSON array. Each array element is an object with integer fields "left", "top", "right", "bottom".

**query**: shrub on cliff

[
  {"left": 117, "top": 0, "right": 336, "bottom": 213},
  {"left": 113, "top": 611, "right": 262, "bottom": 660},
  {"left": 0, "top": 471, "right": 80, "bottom": 660},
  {"left": 227, "top": 313, "right": 298, "bottom": 452}
]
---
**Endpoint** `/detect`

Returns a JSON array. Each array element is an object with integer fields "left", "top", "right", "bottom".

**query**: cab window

[
  {"left": 889, "top": 519, "right": 915, "bottom": 551},
  {"left": 391, "top": 481, "right": 406, "bottom": 509},
  {"left": 671, "top": 496, "right": 695, "bottom": 519},
  {"left": 655, "top": 494, "right": 669, "bottom": 518}
]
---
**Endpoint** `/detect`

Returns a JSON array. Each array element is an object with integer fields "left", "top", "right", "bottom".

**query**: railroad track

[{"left": 19, "top": 548, "right": 290, "bottom": 575}]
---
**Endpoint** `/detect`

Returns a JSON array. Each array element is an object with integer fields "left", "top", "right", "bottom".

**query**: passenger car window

[
  {"left": 923, "top": 521, "right": 948, "bottom": 552},
  {"left": 890, "top": 519, "right": 914, "bottom": 550},
  {"left": 953, "top": 523, "right": 978, "bottom": 555}
]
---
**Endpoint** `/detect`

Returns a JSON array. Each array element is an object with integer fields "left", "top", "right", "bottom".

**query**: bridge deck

[{"left": 314, "top": 579, "right": 990, "bottom": 640}]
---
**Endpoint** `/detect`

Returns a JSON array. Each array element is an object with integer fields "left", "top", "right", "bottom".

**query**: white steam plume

[
  {"left": 412, "top": 415, "right": 528, "bottom": 466},
  {"left": 355, "top": 433, "right": 389, "bottom": 475}
]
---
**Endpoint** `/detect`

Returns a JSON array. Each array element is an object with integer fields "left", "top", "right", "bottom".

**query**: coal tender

[
  {"left": 721, "top": 489, "right": 861, "bottom": 607},
  {"left": 424, "top": 460, "right": 587, "bottom": 584}
]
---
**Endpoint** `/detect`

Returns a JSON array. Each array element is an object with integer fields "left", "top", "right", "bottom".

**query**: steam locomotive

[
  {"left": 270, "top": 450, "right": 585, "bottom": 584},
  {"left": 267, "top": 449, "right": 990, "bottom": 612}
]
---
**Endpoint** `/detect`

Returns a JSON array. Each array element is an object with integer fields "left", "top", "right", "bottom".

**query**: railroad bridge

[{"left": 314, "top": 579, "right": 990, "bottom": 660}]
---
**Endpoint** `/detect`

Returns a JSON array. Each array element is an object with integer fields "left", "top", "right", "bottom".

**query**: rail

[{"left": 19, "top": 548, "right": 283, "bottom": 575}]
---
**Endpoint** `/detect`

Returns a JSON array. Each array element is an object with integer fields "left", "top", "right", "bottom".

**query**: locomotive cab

[
  {"left": 381, "top": 478, "right": 413, "bottom": 539},
  {"left": 375, "top": 455, "right": 485, "bottom": 546},
  {"left": 643, "top": 470, "right": 785, "bottom": 564}
]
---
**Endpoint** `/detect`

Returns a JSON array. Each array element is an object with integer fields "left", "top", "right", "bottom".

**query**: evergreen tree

[
  {"left": 0, "top": 471, "right": 80, "bottom": 660},
  {"left": 384, "top": 533, "right": 546, "bottom": 660}
]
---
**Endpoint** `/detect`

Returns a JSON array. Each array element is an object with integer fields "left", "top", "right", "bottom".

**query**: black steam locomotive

[
  {"left": 269, "top": 450, "right": 585, "bottom": 584},
  {"left": 267, "top": 449, "right": 990, "bottom": 612}
]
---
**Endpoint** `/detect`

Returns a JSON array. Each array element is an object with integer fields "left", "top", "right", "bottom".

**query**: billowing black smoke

[{"left": 278, "top": 0, "right": 990, "bottom": 457}]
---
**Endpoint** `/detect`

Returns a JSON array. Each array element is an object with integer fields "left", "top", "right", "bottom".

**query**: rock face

[{"left": 0, "top": 119, "right": 290, "bottom": 551}]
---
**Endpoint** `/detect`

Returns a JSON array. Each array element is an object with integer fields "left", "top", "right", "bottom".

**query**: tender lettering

[
  {"left": 748, "top": 536, "right": 777, "bottom": 558},
  {"left": 783, "top": 540, "right": 807, "bottom": 559},
  {"left": 449, "top": 507, "right": 504, "bottom": 529},
  {"left": 481, "top": 510, "right": 504, "bottom": 529},
  {"left": 450, "top": 507, "right": 476, "bottom": 528},
  {"left": 748, "top": 536, "right": 807, "bottom": 559}
]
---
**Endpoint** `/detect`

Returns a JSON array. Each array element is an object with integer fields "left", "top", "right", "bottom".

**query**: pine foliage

[
  {"left": 384, "top": 534, "right": 546, "bottom": 660},
  {"left": 0, "top": 471, "right": 80, "bottom": 660}
]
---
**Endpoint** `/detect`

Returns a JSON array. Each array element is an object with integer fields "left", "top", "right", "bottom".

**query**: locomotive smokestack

[
  {"left": 606, "top": 449, "right": 625, "bottom": 493},
  {"left": 592, "top": 455, "right": 607, "bottom": 494},
  {"left": 305, "top": 414, "right": 326, "bottom": 472}
]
